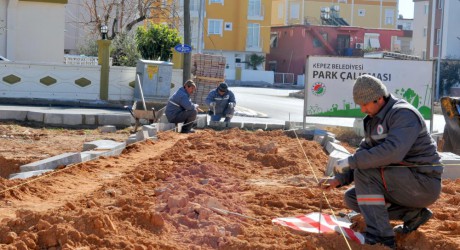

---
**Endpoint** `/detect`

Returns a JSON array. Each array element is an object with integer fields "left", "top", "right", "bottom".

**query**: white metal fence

[
  {"left": 274, "top": 73, "right": 295, "bottom": 85},
  {"left": 63, "top": 55, "right": 113, "bottom": 66}
]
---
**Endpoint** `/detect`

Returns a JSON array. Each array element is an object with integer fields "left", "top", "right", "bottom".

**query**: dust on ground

[{"left": 0, "top": 123, "right": 459, "bottom": 250}]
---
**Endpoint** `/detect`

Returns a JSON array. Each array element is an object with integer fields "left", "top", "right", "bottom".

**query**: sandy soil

[{"left": 0, "top": 123, "right": 459, "bottom": 250}]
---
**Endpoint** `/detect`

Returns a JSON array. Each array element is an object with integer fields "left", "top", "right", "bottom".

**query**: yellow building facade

[
  {"left": 274, "top": 0, "right": 398, "bottom": 29},
  {"left": 203, "top": 0, "right": 272, "bottom": 70}
]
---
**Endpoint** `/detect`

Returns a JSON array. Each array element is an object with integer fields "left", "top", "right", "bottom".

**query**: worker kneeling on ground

[
  {"left": 320, "top": 75, "right": 443, "bottom": 249},
  {"left": 205, "top": 82, "right": 236, "bottom": 122},
  {"left": 165, "top": 79, "right": 199, "bottom": 133}
]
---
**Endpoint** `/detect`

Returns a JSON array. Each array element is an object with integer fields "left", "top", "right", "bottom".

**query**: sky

[{"left": 399, "top": 0, "right": 415, "bottom": 19}]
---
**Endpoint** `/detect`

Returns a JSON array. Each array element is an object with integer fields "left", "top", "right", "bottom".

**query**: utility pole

[
  {"left": 435, "top": 0, "right": 445, "bottom": 101},
  {"left": 183, "top": 0, "right": 192, "bottom": 82}
]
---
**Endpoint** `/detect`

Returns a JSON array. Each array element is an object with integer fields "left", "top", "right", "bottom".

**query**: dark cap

[{"left": 218, "top": 82, "right": 228, "bottom": 92}]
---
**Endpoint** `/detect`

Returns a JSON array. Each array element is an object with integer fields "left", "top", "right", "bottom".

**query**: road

[{"left": 231, "top": 86, "right": 446, "bottom": 132}]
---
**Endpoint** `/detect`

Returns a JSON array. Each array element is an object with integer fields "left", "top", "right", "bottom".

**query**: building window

[
  {"left": 190, "top": 0, "right": 200, "bottom": 11},
  {"left": 224, "top": 22, "right": 232, "bottom": 31},
  {"left": 290, "top": 3, "right": 300, "bottom": 19},
  {"left": 385, "top": 9, "right": 394, "bottom": 25},
  {"left": 436, "top": 28, "right": 441, "bottom": 45},
  {"left": 208, "top": 19, "right": 223, "bottom": 36},
  {"left": 270, "top": 32, "right": 278, "bottom": 48},
  {"left": 278, "top": 3, "right": 284, "bottom": 19},
  {"left": 247, "top": 23, "right": 260, "bottom": 48},
  {"left": 358, "top": 9, "right": 365, "bottom": 16},
  {"left": 438, "top": 0, "right": 443, "bottom": 9},
  {"left": 423, "top": 27, "right": 427, "bottom": 37},
  {"left": 248, "top": 0, "right": 261, "bottom": 17},
  {"left": 424, "top": 4, "right": 429, "bottom": 14}
]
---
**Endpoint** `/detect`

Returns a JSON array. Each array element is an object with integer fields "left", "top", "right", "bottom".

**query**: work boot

[
  {"left": 394, "top": 208, "right": 433, "bottom": 234},
  {"left": 364, "top": 232, "right": 396, "bottom": 249}
]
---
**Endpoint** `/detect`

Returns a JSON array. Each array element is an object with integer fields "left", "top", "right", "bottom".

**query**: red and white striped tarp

[{"left": 272, "top": 212, "right": 365, "bottom": 244}]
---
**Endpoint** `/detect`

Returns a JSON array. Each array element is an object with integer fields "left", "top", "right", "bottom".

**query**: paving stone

[
  {"left": 208, "top": 121, "right": 227, "bottom": 129},
  {"left": 100, "top": 125, "right": 117, "bottom": 133},
  {"left": 0, "top": 110, "right": 28, "bottom": 121},
  {"left": 196, "top": 115, "right": 207, "bottom": 128},
  {"left": 83, "top": 114, "right": 97, "bottom": 125},
  {"left": 20, "top": 152, "right": 82, "bottom": 172},
  {"left": 325, "top": 150, "right": 351, "bottom": 176},
  {"left": 321, "top": 132, "right": 336, "bottom": 147},
  {"left": 136, "top": 129, "right": 149, "bottom": 141},
  {"left": 98, "top": 114, "right": 131, "bottom": 127},
  {"left": 439, "top": 152, "right": 460, "bottom": 180},
  {"left": 227, "top": 122, "right": 243, "bottom": 129},
  {"left": 9, "top": 170, "right": 53, "bottom": 180},
  {"left": 157, "top": 123, "right": 176, "bottom": 132},
  {"left": 27, "top": 111, "right": 44, "bottom": 122},
  {"left": 82, "top": 140, "right": 126, "bottom": 156},
  {"left": 266, "top": 124, "right": 285, "bottom": 130},
  {"left": 325, "top": 141, "right": 350, "bottom": 154},
  {"left": 142, "top": 125, "right": 157, "bottom": 137}
]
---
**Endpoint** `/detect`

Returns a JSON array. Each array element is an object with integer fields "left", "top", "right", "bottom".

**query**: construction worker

[
  {"left": 320, "top": 75, "right": 443, "bottom": 249},
  {"left": 205, "top": 82, "right": 236, "bottom": 122},
  {"left": 165, "top": 79, "right": 199, "bottom": 133}
]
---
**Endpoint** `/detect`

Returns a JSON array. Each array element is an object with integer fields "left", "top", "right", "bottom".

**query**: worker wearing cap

[
  {"left": 320, "top": 75, "right": 443, "bottom": 249},
  {"left": 165, "top": 79, "right": 199, "bottom": 133},
  {"left": 205, "top": 82, "right": 236, "bottom": 122}
]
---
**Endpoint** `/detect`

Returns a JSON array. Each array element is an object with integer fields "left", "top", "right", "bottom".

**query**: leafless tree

[{"left": 68, "top": 0, "right": 182, "bottom": 40}]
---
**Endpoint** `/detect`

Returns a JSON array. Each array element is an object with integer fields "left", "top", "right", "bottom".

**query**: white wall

[
  {"left": 0, "top": 62, "right": 136, "bottom": 102},
  {"left": 0, "top": 0, "right": 7, "bottom": 57},
  {"left": 5, "top": 1, "right": 65, "bottom": 63},
  {"left": 241, "top": 69, "right": 274, "bottom": 84}
]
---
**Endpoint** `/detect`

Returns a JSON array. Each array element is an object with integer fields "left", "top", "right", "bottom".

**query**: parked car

[{"left": 0, "top": 55, "right": 10, "bottom": 61}]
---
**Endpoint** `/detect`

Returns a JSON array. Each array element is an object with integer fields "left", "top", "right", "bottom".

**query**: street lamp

[{"left": 101, "top": 24, "right": 108, "bottom": 40}]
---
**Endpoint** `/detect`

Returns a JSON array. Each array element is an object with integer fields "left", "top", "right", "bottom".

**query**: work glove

[
  {"left": 209, "top": 102, "right": 216, "bottom": 107},
  {"left": 228, "top": 102, "right": 235, "bottom": 109},
  {"left": 194, "top": 104, "right": 199, "bottom": 109},
  {"left": 334, "top": 157, "right": 350, "bottom": 174}
]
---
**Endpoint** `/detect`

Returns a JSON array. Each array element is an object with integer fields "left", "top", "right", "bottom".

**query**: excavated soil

[{"left": 0, "top": 123, "right": 459, "bottom": 250}]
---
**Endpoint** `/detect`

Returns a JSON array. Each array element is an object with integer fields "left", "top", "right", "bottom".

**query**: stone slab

[
  {"left": 208, "top": 121, "right": 227, "bottom": 129},
  {"left": 20, "top": 152, "right": 82, "bottom": 172},
  {"left": 196, "top": 115, "right": 207, "bottom": 128},
  {"left": 98, "top": 114, "right": 132, "bottom": 127},
  {"left": 81, "top": 150, "right": 120, "bottom": 162},
  {"left": 157, "top": 123, "right": 176, "bottom": 132},
  {"left": 100, "top": 125, "right": 117, "bottom": 133},
  {"left": 9, "top": 169, "right": 53, "bottom": 180},
  {"left": 325, "top": 150, "right": 351, "bottom": 176},
  {"left": 82, "top": 140, "right": 126, "bottom": 154},
  {"left": 440, "top": 152, "right": 460, "bottom": 180},
  {"left": 83, "top": 114, "right": 97, "bottom": 125},
  {"left": 142, "top": 125, "right": 157, "bottom": 137},
  {"left": 0, "top": 110, "right": 28, "bottom": 121},
  {"left": 227, "top": 122, "right": 243, "bottom": 129},
  {"left": 26, "top": 111, "right": 44, "bottom": 122},
  {"left": 266, "top": 124, "right": 285, "bottom": 130},
  {"left": 44, "top": 113, "right": 83, "bottom": 126},
  {"left": 325, "top": 141, "right": 350, "bottom": 154}
]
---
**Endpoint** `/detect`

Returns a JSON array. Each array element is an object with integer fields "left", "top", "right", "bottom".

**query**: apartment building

[
  {"left": 271, "top": 0, "right": 398, "bottom": 29},
  {"left": 413, "top": 0, "right": 460, "bottom": 60},
  {"left": 202, "top": 0, "right": 272, "bottom": 71}
]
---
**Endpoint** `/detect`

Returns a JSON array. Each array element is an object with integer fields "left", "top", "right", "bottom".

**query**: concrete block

[
  {"left": 0, "top": 110, "right": 28, "bottom": 121},
  {"left": 136, "top": 129, "right": 149, "bottom": 141},
  {"left": 313, "top": 135, "right": 325, "bottom": 144},
  {"left": 83, "top": 114, "right": 97, "bottom": 125},
  {"left": 227, "top": 122, "right": 243, "bottom": 129},
  {"left": 321, "top": 132, "right": 336, "bottom": 147},
  {"left": 208, "top": 121, "right": 227, "bottom": 129},
  {"left": 196, "top": 115, "right": 207, "bottom": 128},
  {"left": 353, "top": 118, "right": 364, "bottom": 137},
  {"left": 27, "top": 111, "right": 44, "bottom": 122},
  {"left": 142, "top": 125, "right": 157, "bottom": 137},
  {"left": 439, "top": 152, "right": 460, "bottom": 180},
  {"left": 243, "top": 123, "right": 267, "bottom": 130},
  {"left": 100, "top": 125, "right": 117, "bottom": 133},
  {"left": 126, "top": 137, "right": 138, "bottom": 145},
  {"left": 325, "top": 150, "right": 351, "bottom": 176},
  {"left": 325, "top": 141, "right": 350, "bottom": 154},
  {"left": 81, "top": 149, "right": 122, "bottom": 162},
  {"left": 157, "top": 123, "right": 176, "bottom": 132},
  {"left": 9, "top": 169, "right": 53, "bottom": 180},
  {"left": 82, "top": 140, "right": 126, "bottom": 155},
  {"left": 266, "top": 124, "right": 285, "bottom": 130},
  {"left": 284, "top": 121, "right": 303, "bottom": 130},
  {"left": 63, "top": 114, "right": 83, "bottom": 126},
  {"left": 98, "top": 114, "right": 131, "bottom": 127},
  {"left": 20, "top": 152, "right": 82, "bottom": 172}
]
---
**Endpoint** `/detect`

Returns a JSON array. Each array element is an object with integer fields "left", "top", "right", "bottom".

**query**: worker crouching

[{"left": 205, "top": 82, "right": 236, "bottom": 122}]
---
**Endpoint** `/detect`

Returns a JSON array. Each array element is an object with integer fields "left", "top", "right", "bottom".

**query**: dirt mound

[{"left": 0, "top": 128, "right": 459, "bottom": 249}]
